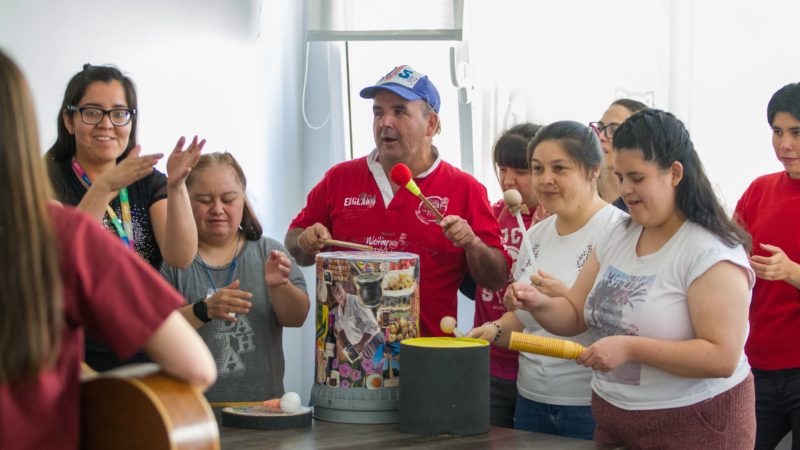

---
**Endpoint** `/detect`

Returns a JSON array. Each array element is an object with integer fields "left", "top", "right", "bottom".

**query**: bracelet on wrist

[{"left": 485, "top": 321, "right": 501, "bottom": 342}]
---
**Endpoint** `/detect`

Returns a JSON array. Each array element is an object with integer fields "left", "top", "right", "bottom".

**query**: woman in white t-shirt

[
  {"left": 506, "top": 109, "right": 755, "bottom": 449},
  {"left": 469, "top": 121, "right": 627, "bottom": 440}
]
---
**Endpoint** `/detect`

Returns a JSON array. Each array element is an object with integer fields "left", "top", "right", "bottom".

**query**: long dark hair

[
  {"left": 613, "top": 109, "right": 751, "bottom": 251},
  {"left": 45, "top": 64, "right": 138, "bottom": 179},
  {"left": 187, "top": 152, "right": 263, "bottom": 240},
  {"left": 0, "top": 50, "right": 62, "bottom": 383}
]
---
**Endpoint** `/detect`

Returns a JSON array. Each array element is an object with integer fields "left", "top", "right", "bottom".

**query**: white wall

[{"left": 463, "top": 0, "right": 799, "bottom": 210}]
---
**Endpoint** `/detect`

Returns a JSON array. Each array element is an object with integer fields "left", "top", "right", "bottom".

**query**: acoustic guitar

[{"left": 81, "top": 363, "right": 220, "bottom": 450}]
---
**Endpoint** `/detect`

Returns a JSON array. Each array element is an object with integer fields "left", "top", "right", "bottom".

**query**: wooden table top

[{"left": 219, "top": 419, "right": 597, "bottom": 449}]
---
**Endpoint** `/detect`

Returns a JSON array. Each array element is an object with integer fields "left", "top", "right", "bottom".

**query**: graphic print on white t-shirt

[
  {"left": 585, "top": 265, "right": 655, "bottom": 386},
  {"left": 214, "top": 315, "right": 256, "bottom": 377}
]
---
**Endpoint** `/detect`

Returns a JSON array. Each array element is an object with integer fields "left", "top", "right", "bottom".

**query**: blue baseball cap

[{"left": 359, "top": 65, "right": 441, "bottom": 113}]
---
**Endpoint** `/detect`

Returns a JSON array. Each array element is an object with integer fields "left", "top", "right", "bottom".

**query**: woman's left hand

[
  {"left": 577, "top": 335, "right": 631, "bottom": 372},
  {"left": 750, "top": 243, "right": 800, "bottom": 282},
  {"left": 166, "top": 135, "right": 205, "bottom": 188},
  {"left": 265, "top": 250, "right": 292, "bottom": 287}
]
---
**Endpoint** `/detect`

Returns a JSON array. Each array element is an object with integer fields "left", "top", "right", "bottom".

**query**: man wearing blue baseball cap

[{"left": 286, "top": 65, "right": 509, "bottom": 338}]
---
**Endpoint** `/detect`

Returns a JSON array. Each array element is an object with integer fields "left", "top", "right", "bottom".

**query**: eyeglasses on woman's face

[
  {"left": 589, "top": 121, "right": 620, "bottom": 139},
  {"left": 65, "top": 105, "right": 136, "bottom": 126}
]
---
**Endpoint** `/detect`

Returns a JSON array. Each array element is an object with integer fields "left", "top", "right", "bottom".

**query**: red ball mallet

[{"left": 390, "top": 163, "right": 445, "bottom": 221}]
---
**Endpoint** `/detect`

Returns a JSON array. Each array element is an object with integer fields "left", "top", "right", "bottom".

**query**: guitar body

[{"left": 81, "top": 364, "right": 219, "bottom": 450}]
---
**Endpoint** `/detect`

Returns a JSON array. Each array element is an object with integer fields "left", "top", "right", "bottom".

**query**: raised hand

[
  {"left": 167, "top": 135, "right": 205, "bottom": 189},
  {"left": 96, "top": 145, "right": 162, "bottom": 192},
  {"left": 204, "top": 279, "right": 253, "bottom": 321},
  {"left": 265, "top": 250, "right": 293, "bottom": 287}
]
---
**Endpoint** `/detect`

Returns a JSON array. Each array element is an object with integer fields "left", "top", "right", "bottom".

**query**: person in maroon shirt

[
  {"left": 285, "top": 65, "right": 509, "bottom": 337},
  {"left": 0, "top": 50, "right": 216, "bottom": 450}
]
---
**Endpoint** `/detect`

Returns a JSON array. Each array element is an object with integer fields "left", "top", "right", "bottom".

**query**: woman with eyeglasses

[
  {"left": 0, "top": 49, "right": 215, "bottom": 450},
  {"left": 590, "top": 99, "right": 648, "bottom": 212},
  {"left": 45, "top": 64, "right": 205, "bottom": 371}
]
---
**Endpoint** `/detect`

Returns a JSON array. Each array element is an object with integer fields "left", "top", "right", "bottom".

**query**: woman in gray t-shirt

[{"left": 161, "top": 152, "right": 309, "bottom": 403}]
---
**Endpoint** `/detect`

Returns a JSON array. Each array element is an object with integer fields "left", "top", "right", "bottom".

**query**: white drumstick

[{"left": 503, "top": 189, "right": 536, "bottom": 273}]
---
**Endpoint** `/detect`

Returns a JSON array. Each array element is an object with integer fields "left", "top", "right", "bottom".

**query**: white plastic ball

[
  {"left": 440, "top": 316, "right": 457, "bottom": 334},
  {"left": 280, "top": 391, "right": 302, "bottom": 413},
  {"left": 503, "top": 189, "right": 523, "bottom": 207}
]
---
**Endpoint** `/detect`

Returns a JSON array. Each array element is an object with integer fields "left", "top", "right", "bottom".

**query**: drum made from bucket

[
  {"left": 312, "top": 251, "right": 420, "bottom": 423},
  {"left": 399, "top": 337, "right": 490, "bottom": 436}
]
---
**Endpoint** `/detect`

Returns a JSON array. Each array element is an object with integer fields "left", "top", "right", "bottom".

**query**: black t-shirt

[
  {"left": 50, "top": 158, "right": 168, "bottom": 269},
  {"left": 49, "top": 158, "right": 169, "bottom": 371}
]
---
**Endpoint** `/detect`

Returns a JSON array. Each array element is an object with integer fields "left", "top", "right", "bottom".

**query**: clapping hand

[
  {"left": 265, "top": 250, "right": 293, "bottom": 287},
  {"left": 166, "top": 135, "right": 205, "bottom": 188},
  {"left": 96, "top": 145, "right": 162, "bottom": 192},
  {"left": 204, "top": 279, "right": 253, "bottom": 321}
]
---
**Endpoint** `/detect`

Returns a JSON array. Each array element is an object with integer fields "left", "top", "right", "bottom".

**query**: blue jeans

[
  {"left": 753, "top": 367, "right": 800, "bottom": 450},
  {"left": 513, "top": 394, "right": 595, "bottom": 440}
]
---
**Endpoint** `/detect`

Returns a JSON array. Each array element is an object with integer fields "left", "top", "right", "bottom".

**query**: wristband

[{"left": 193, "top": 300, "right": 211, "bottom": 323}]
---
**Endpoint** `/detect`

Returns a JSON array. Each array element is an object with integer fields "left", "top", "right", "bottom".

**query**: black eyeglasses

[
  {"left": 65, "top": 105, "right": 136, "bottom": 126},
  {"left": 589, "top": 121, "right": 620, "bottom": 139}
]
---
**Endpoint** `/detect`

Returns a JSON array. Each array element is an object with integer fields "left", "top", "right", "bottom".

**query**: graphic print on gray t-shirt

[
  {"left": 586, "top": 265, "right": 655, "bottom": 386},
  {"left": 215, "top": 314, "right": 256, "bottom": 377}
]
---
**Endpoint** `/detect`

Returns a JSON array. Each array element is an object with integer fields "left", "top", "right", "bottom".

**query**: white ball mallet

[
  {"left": 503, "top": 189, "right": 537, "bottom": 273},
  {"left": 439, "top": 316, "right": 464, "bottom": 337}
]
